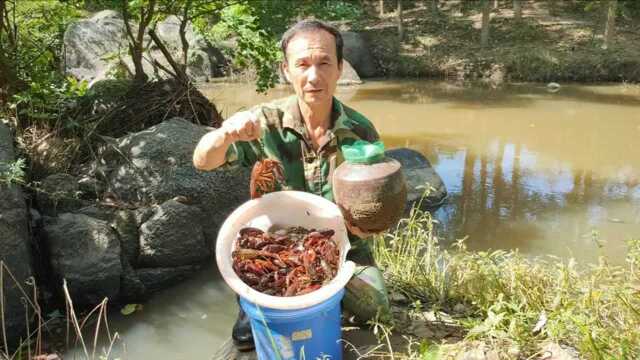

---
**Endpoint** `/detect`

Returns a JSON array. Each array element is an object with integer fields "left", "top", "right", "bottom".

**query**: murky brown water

[
  {"left": 206, "top": 80, "right": 640, "bottom": 262},
  {"left": 67, "top": 80, "right": 640, "bottom": 358}
]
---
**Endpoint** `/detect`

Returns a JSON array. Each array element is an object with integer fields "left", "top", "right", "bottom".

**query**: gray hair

[{"left": 280, "top": 19, "right": 344, "bottom": 64}]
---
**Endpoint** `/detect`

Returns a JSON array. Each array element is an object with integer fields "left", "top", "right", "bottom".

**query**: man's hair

[{"left": 280, "top": 19, "right": 344, "bottom": 64}]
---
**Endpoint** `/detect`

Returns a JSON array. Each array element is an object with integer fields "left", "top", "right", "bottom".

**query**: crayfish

[
  {"left": 232, "top": 226, "right": 340, "bottom": 296},
  {"left": 250, "top": 159, "right": 285, "bottom": 199}
]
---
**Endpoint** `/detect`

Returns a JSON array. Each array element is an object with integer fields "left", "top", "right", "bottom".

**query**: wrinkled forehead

[{"left": 286, "top": 30, "right": 337, "bottom": 60}]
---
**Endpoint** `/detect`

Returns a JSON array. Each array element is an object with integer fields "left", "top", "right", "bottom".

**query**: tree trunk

[
  {"left": 130, "top": 44, "right": 147, "bottom": 83},
  {"left": 380, "top": 0, "right": 384, "bottom": 16},
  {"left": 397, "top": 0, "right": 403, "bottom": 41},
  {"left": 179, "top": 0, "right": 192, "bottom": 69},
  {"left": 481, "top": 0, "right": 491, "bottom": 48},
  {"left": 122, "top": 0, "right": 156, "bottom": 83},
  {"left": 603, "top": 0, "right": 617, "bottom": 49},
  {"left": 514, "top": 0, "right": 522, "bottom": 20},
  {"left": 0, "top": 53, "right": 13, "bottom": 104},
  {"left": 0, "top": 0, "right": 18, "bottom": 103},
  {"left": 494, "top": 0, "right": 499, "bottom": 9},
  {"left": 123, "top": 3, "right": 146, "bottom": 82},
  {"left": 148, "top": 28, "right": 188, "bottom": 83}
]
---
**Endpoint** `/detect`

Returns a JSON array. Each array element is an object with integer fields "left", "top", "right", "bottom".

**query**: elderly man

[{"left": 193, "top": 19, "right": 389, "bottom": 350}]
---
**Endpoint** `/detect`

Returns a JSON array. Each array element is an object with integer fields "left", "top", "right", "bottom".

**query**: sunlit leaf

[{"left": 120, "top": 303, "right": 141, "bottom": 315}]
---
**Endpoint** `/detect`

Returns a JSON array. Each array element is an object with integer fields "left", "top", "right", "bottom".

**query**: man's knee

[{"left": 342, "top": 266, "right": 391, "bottom": 324}]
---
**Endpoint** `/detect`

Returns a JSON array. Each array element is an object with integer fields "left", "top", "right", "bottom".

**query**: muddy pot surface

[{"left": 333, "top": 156, "right": 407, "bottom": 233}]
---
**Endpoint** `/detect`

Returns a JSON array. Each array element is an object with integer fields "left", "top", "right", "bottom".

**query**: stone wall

[{"left": 0, "top": 122, "right": 34, "bottom": 349}]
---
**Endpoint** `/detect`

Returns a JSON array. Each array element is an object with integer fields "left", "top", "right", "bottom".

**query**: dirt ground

[{"left": 357, "top": 0, "right": 640, "bottom": 82}]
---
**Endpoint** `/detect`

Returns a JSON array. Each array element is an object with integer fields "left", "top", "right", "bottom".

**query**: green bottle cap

[{"left": 341, "top": 140, "right": 385, "bottom": 164}]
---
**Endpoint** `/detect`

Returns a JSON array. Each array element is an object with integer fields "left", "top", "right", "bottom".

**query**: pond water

[
  {"left": 206, "top": 80, "right": 640, "bottom": 262},
  {"left": 66, "top": 80, "right": 640, "bottom": 359}
]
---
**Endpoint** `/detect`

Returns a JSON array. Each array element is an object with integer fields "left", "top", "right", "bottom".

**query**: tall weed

[{"left": 374, "top": 198, "right": 640, "bottom": 358}]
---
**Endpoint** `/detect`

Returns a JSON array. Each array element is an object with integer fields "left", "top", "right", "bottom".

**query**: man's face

[{"left": 283, "top": 30, "right": 343, "bottom": 107}]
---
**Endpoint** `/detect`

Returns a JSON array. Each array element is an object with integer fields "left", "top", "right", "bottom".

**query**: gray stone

[
  {"left": 342, "top": 32, "right": 377, "bottom": 78},
  {"left": 77, "top": 175, "right": 104, "bottom": 197},
  {"left": 539, "top": 342, "right": 581, "bottom": 360},
  {"left": 63, "top": 10, "right": 128, "bottom": 86},
  {"left": 135, "top": 206, "right": 155, "bottom": 225},
  {"left": 113, "top": 209, "right": 139, "bottom": 266},
  {"left": 98, "top": 118, "right": 250, "bottom": 248},
  {"left": 119, "top": 261, "right": 146, "bottom": 302},
  {"left": 43, "top": 213, "right": 122, "bottom": 306},
  {"left": 30, "top": 208, "right": 42, "bottom": 229},
  {"left": 385, "top": 148, "right": 448, "bottom": 211},
  {"left": 74, "top": 204, "right": 114, "bottom": 222},
  {"left": 64, "top": 11, "right": 226, "bottom": 85},
  {"left": 337, "top": 60, "right": 363, "bottom": 86},
  {"left": 36, "top": 173, "right": 87, "bottom": 216},
  {"left": 0, "top": 122, "right": 34, "bottom": 347},
  {"left": 155, "top": 15, "right": 205, "bottom": 53},
  {"left": 136, "top": 265, "right": 203, "bottom": 294},
  {"left": 139, "top": 199, "right": 208, "bottom": 267},
  {"left": 458, "top": 345, "right": 487, "bottom": 360},
  {"left": 74, "top": 206, "right": 138, "bottom": 265}
]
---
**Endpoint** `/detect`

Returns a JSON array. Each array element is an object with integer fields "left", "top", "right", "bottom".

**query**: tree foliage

[
  {"left": 193, "top": 3, "right": 281, "bottom": 92},
  {"left": 0, "top": 0, "right": 86, "bottom": 131},
  {"left": 0, "top": 1, "right": 84, "bottom": 103},
  {"left": 193, "top": 0, "right": 365, "bottom": 92}
]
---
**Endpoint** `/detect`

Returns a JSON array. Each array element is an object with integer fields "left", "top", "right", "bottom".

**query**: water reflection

[
  {"left": 433, "top": 141, "right": 640, "bottom": 263},
  {"left": 350, "top": 81, "right": 640, "bottom": 108},
  {"left": 202, "top": 79, "right": 640, "bottom": 264}
]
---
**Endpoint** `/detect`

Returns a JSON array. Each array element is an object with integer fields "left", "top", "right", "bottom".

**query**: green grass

[{"left": 372, "top": 198, "right": 640, "bottom": 359}]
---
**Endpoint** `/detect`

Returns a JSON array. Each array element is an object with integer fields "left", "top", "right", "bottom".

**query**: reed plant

[
  {"left": 372, "top": 198, "right": 640, "bottom": 359},
  {"left": 1, "top": 262, "right": 120, "bottom": 360}
]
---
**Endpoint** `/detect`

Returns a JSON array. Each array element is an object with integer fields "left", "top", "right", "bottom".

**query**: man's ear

[{"left": 281, "top": 62, "right": 291, "bottom": 84}]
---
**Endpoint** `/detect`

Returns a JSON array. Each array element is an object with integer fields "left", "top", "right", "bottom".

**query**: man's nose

[{"left": 306, "top": 65, "right": 320, "bottom": 84}]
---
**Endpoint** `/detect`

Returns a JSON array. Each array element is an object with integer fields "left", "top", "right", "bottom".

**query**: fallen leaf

[{"left": 121, "top": 303, "right": 141, "bottom": 316}]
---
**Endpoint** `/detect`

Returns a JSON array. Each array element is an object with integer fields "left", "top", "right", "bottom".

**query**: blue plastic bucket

[{"left": 239, "top": 288, "right": 345, "bottom": 360}]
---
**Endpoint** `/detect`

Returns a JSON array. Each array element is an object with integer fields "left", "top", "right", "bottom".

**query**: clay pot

[{"left": 332, "top": 157, "right": 407, "bottom": 233}]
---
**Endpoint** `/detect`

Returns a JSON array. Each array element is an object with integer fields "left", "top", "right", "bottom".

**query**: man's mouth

[{"left": 304, "top": 88, "right": 323, "bottom": 93}]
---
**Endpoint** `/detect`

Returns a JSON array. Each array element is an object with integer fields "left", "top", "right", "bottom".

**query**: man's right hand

[
  {"left": 193, "top": 110, "right": 261, "bottom": 171},
  {"left": 222, "top": 111, "right": 262, "bottom": 142}
]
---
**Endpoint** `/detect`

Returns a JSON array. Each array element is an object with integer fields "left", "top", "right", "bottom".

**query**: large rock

[
  {"left": 539, "top": 342, "right": 580, "bottom": 360},
  {"left": 63, "top": 10, "right": 128, "bottom": 85},
  {"left": 74, "top": 206, "right": 139, "bottom": 266},
  {"left": 64, "top": 11, "right": 225, "bottom": 85},
  {"left": 337, "top": 60, "right": 363, "bottom": 86},
  {"left": 342, "top": 31, "right": 377, "bottom": 78},
  {"left": 97, "top": 117, "right": 251, "bottom": 249},
  {"left": 43, "top": 213, "right": 122, "bottom": 306},
  {"left": 36, "top": 173, "right": 87, "bottom": 216},
  {"left": 138, "top": 199, "right": 208, "bottom": 267},
  {"left": 385, "top": 148, "right": 448, "bottom": 211},
  {"left": 0, "top": 123, "right": 33, "bottom": 347},
  {"left": 155, "top": 15, "right": 205, "bottom": 52}
]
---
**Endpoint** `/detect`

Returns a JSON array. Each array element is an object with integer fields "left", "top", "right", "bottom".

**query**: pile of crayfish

[{"left": 232, "top": 226, "right": 340, "bottom": 296}]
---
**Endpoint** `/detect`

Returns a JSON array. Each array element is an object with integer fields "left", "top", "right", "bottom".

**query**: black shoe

[{"left": 232, "top": 305, "right": 255, "bottom": 351}]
